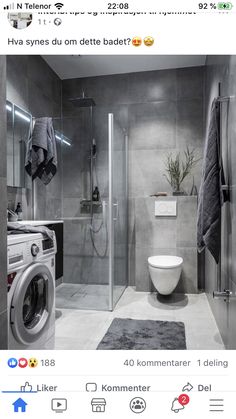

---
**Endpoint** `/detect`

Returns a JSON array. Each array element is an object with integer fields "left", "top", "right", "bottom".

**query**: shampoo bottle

[{"left": 15, "top": 202, "right": 23, "bottom": 221}]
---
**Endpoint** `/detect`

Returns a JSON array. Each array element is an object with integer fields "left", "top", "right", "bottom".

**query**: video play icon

[{"left": 51, "top": 398, "right": 67, "bottom": 413}]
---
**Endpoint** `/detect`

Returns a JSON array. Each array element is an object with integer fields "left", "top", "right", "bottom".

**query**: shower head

[{"left": 69, "top": 91, "right": 96, "bottom": 107}]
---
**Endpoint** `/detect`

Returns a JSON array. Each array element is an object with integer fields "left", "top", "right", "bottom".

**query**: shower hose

[{"left": 89, "top": 161, "right": 108, "bottom": 258}]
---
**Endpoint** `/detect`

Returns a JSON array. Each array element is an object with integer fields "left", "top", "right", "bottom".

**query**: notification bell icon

[{"left": 171, "top": 398, "right": 185, "bottom": 413}]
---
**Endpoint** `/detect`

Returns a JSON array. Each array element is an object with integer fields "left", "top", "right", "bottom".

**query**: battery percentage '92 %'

[{"left": 198, "top": 3, "right": 217, "bottom": 9}]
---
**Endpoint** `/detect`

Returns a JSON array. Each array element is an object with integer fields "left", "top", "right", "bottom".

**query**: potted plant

[{"left": 164, "top": 147, "right": 200, "bottom": 196}]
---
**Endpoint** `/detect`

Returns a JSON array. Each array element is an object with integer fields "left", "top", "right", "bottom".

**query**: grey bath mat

[{"left": 97, "top": 318, "right": 186, "bottom": 350}]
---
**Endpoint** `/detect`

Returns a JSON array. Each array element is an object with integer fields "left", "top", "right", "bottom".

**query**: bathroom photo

[{"left": 0, "top": 54, "right": 236, "bottom": 350}]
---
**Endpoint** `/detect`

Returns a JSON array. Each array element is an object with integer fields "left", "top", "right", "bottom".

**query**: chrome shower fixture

[{"left": 69, "top": 90, "right": 96, "bottom": 107}]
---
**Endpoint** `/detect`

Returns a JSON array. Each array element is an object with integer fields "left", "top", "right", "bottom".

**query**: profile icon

[{"left": 8, "top": 12, "right": 33, "bottom": 29}]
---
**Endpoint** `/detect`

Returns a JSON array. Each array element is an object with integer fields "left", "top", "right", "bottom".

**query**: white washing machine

[{"left": 7, "top": 232, "right": 57, "bottom": 350}]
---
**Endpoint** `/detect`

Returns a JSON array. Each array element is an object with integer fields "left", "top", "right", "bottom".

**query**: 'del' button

[{"left": 198, "top": 384, "right": 212, "bottom": 391}]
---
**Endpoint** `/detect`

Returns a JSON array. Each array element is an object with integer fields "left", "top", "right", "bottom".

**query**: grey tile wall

[
  {"left": 62, "top": 66, "right": 205, "bottom": 292},
  {"left": 0, "top": 56, "right": 7, "bottom": 349}
]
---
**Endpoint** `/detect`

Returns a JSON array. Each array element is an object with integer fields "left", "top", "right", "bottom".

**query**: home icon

[
  {"left": 91, "top": 398, "right": 106, "bottom": 412},
  {"left": 12, "top": 398, "right": 27, "bottom": 413}
]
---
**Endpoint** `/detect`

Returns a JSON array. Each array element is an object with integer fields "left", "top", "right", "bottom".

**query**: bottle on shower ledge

[
  {"left": 15, "top": 202, "right": 23, "bottom": 221},
  {"left": 92, "top": 186, "right": 100, "bottom": 202}
]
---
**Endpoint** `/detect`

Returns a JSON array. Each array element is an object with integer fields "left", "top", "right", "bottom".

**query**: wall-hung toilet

[{"left": 148, "top": 255, "right": 183, "bottom": 296}]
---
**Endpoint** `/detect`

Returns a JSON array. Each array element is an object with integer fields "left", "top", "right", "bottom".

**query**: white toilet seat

[{"left": 148, "top": 255, "right": 183, "bottom": 269}]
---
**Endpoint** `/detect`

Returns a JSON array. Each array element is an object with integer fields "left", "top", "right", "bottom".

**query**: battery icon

[{"left": 217, "top": 2, "right": 233, "bottom": 9}]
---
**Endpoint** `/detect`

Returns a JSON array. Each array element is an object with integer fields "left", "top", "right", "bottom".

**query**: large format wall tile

[
  {"left": 6, "top": 56, "right": 28, "bottom": 111},
  {"left": 135, "top": 197, "right": 177, "bottom": 248},
  {"left": 126, "top": 69, "right": 177, "bottom": 103},
  {"left": 176, "top": 98, "right": 204, "bottom": 148},
  {"left": 129, "top": 149, "right": 174, "bottom": 197},
  {"left": 177, "top": 66, "right": 205, "bottom": 100},
  {"left": 176, "top": 197, "right": 198, "bottom": 247},
  {"left": 175, "top": 247, "right": 198, "bottom": 293},
  {"left": 27, "top": 56, "right": 61, "bottom": 105},
  {"left": 128, "top": 101, "right": 176, "bottom": 150}
]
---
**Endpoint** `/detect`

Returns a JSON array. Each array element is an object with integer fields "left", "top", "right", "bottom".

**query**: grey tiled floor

[
  {"left": 56, "top": 283, "right": 125, "bottom": 311},
  {"left": 55, "top": 286, "right": 225, "bottom": 350}
]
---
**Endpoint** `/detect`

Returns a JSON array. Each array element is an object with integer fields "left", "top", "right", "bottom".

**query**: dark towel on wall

[
  {"left": 25, "top": 117, "right": 57, "bottom": 185},
  {"left": 197, "top": 98, "right": 227, "bottom": 263}
]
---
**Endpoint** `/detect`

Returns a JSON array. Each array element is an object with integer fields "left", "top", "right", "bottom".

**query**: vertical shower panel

[{"left": 108, "top": 113, "right": 128, "bottom": 310}]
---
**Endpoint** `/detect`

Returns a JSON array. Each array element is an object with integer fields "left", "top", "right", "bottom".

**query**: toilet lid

[{"left": 148, "top": 255, "right": 183, "bottom": 269}]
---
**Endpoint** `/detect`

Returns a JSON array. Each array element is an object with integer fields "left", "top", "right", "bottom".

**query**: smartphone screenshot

[{"left": 0, "top": 0, "right": 235, "bottom": 417}]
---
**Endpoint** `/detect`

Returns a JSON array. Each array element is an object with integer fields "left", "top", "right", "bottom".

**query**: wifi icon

[{"left": 54, "top": 2, "right": 64, "bottom": 9}]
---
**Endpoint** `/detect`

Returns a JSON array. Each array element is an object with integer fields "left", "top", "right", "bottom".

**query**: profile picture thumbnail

[{"left": 8, "top": 13, "right": 33, "bottom": 29}]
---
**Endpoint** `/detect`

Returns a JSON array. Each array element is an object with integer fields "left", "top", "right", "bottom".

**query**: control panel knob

[{"left": 31, "top": 244, "right": 39, "bottom": 257}]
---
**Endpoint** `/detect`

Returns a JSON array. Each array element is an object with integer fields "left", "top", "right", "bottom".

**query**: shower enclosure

[{"left": 56, "top": 99, "right": 128, "bottom": 311}]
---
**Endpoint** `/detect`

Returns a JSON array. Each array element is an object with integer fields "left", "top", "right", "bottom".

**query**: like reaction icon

[{"left": 8, "top": 358, "right": 18, "bottom": 368}]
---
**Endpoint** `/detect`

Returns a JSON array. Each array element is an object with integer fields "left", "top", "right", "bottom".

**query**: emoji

[
  {"left": 144, "top": 36, "right": 154, "bottom": 46},
  {"left": 29, "top": 358, "right": 38, "bottom": 368},
  {"left": 8, "top": 358, "right": 18, "bottom": 368},
  {"left": 18, "top": 358, "right": 28, "bottom": 368},
  {"left": 132, "top": 37, "right": 142, "bottom": 47}
]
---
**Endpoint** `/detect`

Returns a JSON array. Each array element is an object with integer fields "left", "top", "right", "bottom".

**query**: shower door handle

[
  {"left": 213, "top": 289, "right": 235, "bottom": 302},
  {"left": 113, "top": 203, "right": 119, "bottom": 221}
]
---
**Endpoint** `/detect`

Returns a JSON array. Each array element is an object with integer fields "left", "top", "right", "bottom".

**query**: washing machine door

[{"left": 10, "top": 262, "right": 54, "bottom": 345}]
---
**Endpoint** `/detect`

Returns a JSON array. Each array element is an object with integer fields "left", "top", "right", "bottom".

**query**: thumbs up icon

[{"left": 20, "top": 382, "right": 33, "bottom": 392}]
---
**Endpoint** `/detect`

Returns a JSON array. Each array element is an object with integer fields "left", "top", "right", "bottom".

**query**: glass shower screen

[
  {"left": 57, "top": 109, "right": 128, "bottom": 312},
  {"left": 108, "top": 113, "right": 128, "bottom": 310}
]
